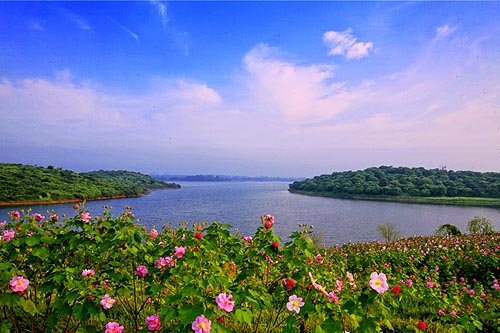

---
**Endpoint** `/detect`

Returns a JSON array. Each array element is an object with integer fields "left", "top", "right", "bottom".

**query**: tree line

[
  {"left": 289, "top": 166, "right": 500, "bottom": 198},
  {"left": 0, "top": 163, "right": 180, "bottom": 202}
]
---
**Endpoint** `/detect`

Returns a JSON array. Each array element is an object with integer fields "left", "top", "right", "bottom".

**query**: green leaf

[
  {"left": 20, "top": 299, "right": 37, "bottom": 316},
  {"left": 234, "top": 309, "right": 253, "bottom": 325}
]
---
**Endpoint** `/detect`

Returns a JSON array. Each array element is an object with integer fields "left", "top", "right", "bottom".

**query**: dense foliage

[
  {"left": 289, "top": 166, "right": 500, "bottom": 198},
  {"left": 0, "top": 208, "right": 498, "bottom": 332},
  {"left": 0, "top": 164, "right": 179, "bottom": 203}
]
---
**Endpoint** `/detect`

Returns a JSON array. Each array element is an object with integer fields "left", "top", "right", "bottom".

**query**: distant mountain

[{"left": 154, "top": 174, "right": 303, "bottom": 182}]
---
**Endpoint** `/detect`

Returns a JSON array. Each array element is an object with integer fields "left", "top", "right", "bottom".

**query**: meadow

[{"left": 0, "top": 207, "right": 498, "bottom": 332}]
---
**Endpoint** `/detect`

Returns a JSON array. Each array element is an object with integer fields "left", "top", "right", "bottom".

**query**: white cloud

[
  {"left": 27, "top": 20, "right": 44, "bottom": 31},
  {"left": 323, "top": 29, "right": 374, "bottom": 59},
  {"left": 243, "top": 44, "right": 355, "bottom": 122},
  {"left": 435, "top": 24, "right": 457, "bottom": 40},
  {"left": 107, "top": 16, "right": 139, "bottom": 42},
  {"left": 149, "top": 0, "right": 168, "bottom": 29}
]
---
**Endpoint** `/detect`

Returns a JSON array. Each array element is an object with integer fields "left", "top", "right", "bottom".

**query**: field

[{"left": 0, "top": 207, "right": 498, "bottom": 332}]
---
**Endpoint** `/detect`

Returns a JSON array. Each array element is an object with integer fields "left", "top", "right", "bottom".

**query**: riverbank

[{"left": 288, "top": 189, "right": 500, "bottom": 208}]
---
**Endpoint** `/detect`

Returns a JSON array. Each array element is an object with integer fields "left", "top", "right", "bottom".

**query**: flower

[
  {"left": 314, "top": 254, "right": 324, "bottom": 263},
  {"left": 215, "top": 293, "right": 235, "bottom": 312},
  {"left": 438, "top": 309, "right": 445, "bottom": 316},
  {"left": 195, "top": 232, "right": 203, "bottom": 240},
  {"left": 468, "top": 289, "right": 475, "bottom": 295},
  {"left": 242, "top": 236, "right": 252, "bottom": 243},
  {"left": 9, "top": 211, "right": 20, "bottom": 219},
  {"left": 369, "top": 272, "right": 389, "bottom": 294},
  {"left": 335, "top": 279, "right": 343, "bottom": 293},
  {"left": 262, "top": 214, "right": 275, "bottom": 229},
  {"left": 1, "top": 229, "right": 15, "bottom": 242},
  {"left": 155, "top": 256, "right": 175, "bottom": 269},
  {"left": 146, "top": 314, "right": 161, "bottom": 331},
  {"left": 33, "top": 213, "right": 45, "bottom": 222},
  {"left": 100, "top": 294, "right": 116, "bottom": 310},
  {"left": 81, "top": 212, "right": 91, "bottom": 223},
  {"left": 405, "top": 279, "right": 413, "bottom": 287},
  {"left": 272, "top": 241, "right": 279, "bottom": 249},
  {"left": 136, "top": 265, "right": 148, "bottom": 278},
  {"left": 174, "top": 246, "right": 186, "bottom": 259},
  {"left": 327, "top": 291, "right": 339, "bottom": 304},
  {"left": 283, "top": 278, "right": 296, "bottom": 291},
  {"left": 82, "top": 269, "right": 96, "bottom": 278},
  {"left": 426, "top": 281, "right": 434, "bottom": 288},
  {"left": 10, "top": 276, "right": 29, "bottom": 293},
  {"left": 417, "top": 321, "right": 427, "bottom": 330},
  {"left": 450, "top": 310, "right": 457, "bottom": 317},
  {"left": 105, "top": 322, "right": 124, "bottom": 333},
  {"left": 50, "top": 214, "right": 59, "bottom": 221},
  {"left": 392, "top": 285, "right": 401, "bottom": 295},
  {"left": 286, "top": 295, "right": 304, "bottom": 314},
  {"left": 149, "top": 228, "right": 158, "bottom": 239},
  {"left": 192, "top": 315, "right": 211, "bottom": 333}
]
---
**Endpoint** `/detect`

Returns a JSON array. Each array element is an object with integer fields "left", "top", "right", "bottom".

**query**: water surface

[{"left": 1, "top": 182, "right": 499, "bottom": 246}]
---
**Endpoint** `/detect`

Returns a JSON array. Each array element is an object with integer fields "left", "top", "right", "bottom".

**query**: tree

[
  {"left": 435, "top": 224, "right": 462, "bottom": 236},
  {"left": 467, "top": 216, "right": 494, "bottom": 234},
  {"left": 377, "top": 223, "right": 401, "bottom": 242}
]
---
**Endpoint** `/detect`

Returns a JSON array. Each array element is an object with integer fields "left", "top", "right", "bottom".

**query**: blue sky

[{"left": 1, "top": 1, "right": 499, "bottom": 177}]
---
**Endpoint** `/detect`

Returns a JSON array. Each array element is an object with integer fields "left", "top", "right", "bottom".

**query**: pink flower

[
  {"left": 50, "top": 214, "right": 59, "bottom": 221},
  {"left": 335, "top": 279, "right": 343, "bottom": 293},
  {"left": 149, "top": 228, "right": 158, "bottom": 239},
  {"left": 450, "top": 310, "right": 457, "bottom": 317},
  {"left": 327, "top": 291, "right": 339, "bottom": 304},
  {"left": 146, "top": 314, "right": 161, "bottom": 331},
  {"left": 1, "top": 229, "right": 15, "bottom": 242},
  {"left": 82, "top": 269, "right": 95, "bottom": 278},
  {"left": 314, "top": 254, "right": 324, "bottom": 263},
  {"left": 136, "top": 265, "right": 148, "bottom": 278},
  {"left": 81, "top": 212, "right": 91, "bottom": 223},
  {"left": 426, "top": 281, "right": 434, "bottom": 288},
  {"left": 100, "top": 294, "right": 116, "bottom": 310},
  {"left": 369, "top": 272, "right": 389, "bottom": 294},
  {"left": 192, "top": 315, "right": 211, "bottom": 333},
  {"left": 216, "top": 293, "right": 235, "bottom": 312},
  {"left": 33, "top": 213, "right": 45, "bottom": 222},
  {"left": 174, "top": 246, "right": 186, "bottom": 259},
  {"left": 242, "top": 236, "right": 252, "bottom": 243},
  {"left": 155, "top": 256, "right": 175, "bottom": 269},
  {"left": 405, "top": 279, "right": 413, "bottom": 287},
  {"left": 9, "top": 211, "right": 20, "bottom": 219},
  {"left": 286, "top": 295, "right": 304, "bottom": 313},
  {"left": 468, "top": 289, "right": 475, "bottom": 295},
  {"left": 10, "top": 276, "right": 29, "bottom": 293},
  {"left": 262, "top": 214, "right": 275, "bottom": 229},
  {"left": 105, "top": 322, "right": 124, "bottom": 333},
  {"left": 438, "top": 309, "right": 445, "bottom": 316}
]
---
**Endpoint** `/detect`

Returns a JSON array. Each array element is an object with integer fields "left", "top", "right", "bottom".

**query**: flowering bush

[{"left": 0, "top": 207, "right": 498, "bottom": 332}]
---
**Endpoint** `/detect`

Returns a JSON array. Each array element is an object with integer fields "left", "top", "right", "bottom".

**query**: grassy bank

[{"left": 288, "top": 189, "right": 500, "bottom": 208}]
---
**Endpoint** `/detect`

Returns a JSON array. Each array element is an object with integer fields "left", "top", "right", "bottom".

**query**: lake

[{"left": 1, "top": 181, "right": 499, "bottom": 246}]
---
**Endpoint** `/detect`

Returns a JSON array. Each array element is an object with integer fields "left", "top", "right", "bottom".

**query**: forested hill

[
  {"left": 289, "top": 166, "right": 500, "bottom": 199},
  {"left": 0, "top": 164, "right": 180, "bottom": 204}
]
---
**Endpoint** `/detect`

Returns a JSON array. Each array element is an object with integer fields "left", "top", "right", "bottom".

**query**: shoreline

[
  {"left": 0, "top": 194, "right": 138, "bottom": 207},
  {"left": 288, "top": 189, "right": 500, "bottom": 208},
  {"left": 0, "top": 186, "right": 181, "bottom": 208}
]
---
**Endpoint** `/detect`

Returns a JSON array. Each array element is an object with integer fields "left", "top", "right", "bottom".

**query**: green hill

[
  {"left": 0, "top": 163, "right": 180, "bottom": 204},
  {"left": 289, "top": 166, "right": 500, "bottom": 207}
]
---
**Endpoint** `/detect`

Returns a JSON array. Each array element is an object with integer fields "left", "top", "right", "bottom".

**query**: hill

[
  {"left": 0, "top": 163, "right": 180, "bottom": 205},
  {"left": 289, "top": 166, "right": 500, "bottom": 207}
]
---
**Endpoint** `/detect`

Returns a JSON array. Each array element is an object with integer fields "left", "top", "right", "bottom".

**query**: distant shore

[{"left": 288, "top": 189, "right": 500, "bottom": 208}]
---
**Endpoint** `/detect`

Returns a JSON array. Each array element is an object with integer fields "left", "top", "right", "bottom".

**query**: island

[
  {"left": 0, "top": 163, "right": 180, "bottom": 206},
  {"left": 289, "top": 166, "right": 500, "bottom": 208}
]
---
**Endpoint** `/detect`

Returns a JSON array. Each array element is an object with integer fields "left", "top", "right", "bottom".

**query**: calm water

[{"left": 1, "top": 182, "right": 499, "bottom": 246}]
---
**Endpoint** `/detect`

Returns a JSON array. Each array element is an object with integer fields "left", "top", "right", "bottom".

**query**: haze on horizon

[{"left": 1, "top": 2, "right": 499, "bottom": 178}]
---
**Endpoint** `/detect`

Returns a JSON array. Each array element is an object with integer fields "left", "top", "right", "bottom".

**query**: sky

[{"left": 1, "top": 1, "right": 499, "bottom": 177}]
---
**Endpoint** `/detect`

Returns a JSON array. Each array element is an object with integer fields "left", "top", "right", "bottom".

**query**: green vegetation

[
  {"left": 289, "top": 166, "right": 500, "bottom": 207},
  {"left": 0, "top": 209, "right": 499, "bottom": 332},
  {"left": 0, "top": 163, "right": 180, "bottom": 204}
]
